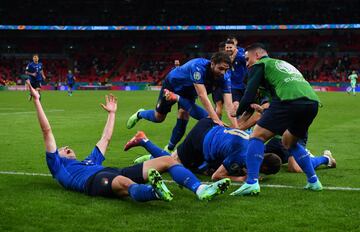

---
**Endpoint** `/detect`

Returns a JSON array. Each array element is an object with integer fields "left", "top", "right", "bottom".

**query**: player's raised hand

[
  {"left": 100, "top": 94, "right": 117, "bottom": 113},
  {"left": 26, "top": 80, "right": 40, "bottom": 101}
]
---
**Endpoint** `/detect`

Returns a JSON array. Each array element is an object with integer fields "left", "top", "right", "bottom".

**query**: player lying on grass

[
  {"left": 125, "top": 118, "right": 282, "bottom": 182},
  {"left": 265, "top": 137, "right": 336, "bottom": 172},
  {"left": 238, "top": 102, "right": 336, "bottom": 173},
  {"left": 27, "top": 80, "right": 230, "bottom": 202}
]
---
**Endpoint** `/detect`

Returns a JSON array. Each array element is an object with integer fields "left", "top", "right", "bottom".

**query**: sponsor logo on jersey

[{"left": 275, "top": 60, "right": 302, "bottom": 76}]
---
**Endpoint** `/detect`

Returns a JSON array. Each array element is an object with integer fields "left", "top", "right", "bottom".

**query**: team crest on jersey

[
  {"left": 275, "top": 60, "right": 302, "bottom": 75},
  {"left": 193, "top": 71, "right": 201, "bottom": 81},
  {"left": 101, "top": 178, "right": 109, "bottom": 186}
]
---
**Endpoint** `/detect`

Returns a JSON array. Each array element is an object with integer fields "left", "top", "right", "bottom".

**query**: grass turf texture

[{"left": 0, "top": 90, "right": 359, "bottom": 232}]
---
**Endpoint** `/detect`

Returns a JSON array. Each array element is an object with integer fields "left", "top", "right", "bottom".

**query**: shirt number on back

[{"left": 223, "top": 128, "right": 249, "bottom": 139}]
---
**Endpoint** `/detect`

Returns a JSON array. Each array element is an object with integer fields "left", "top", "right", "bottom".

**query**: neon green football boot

[
  {"left": 126, "top": 109, "right": 145, "bottom": 129},
  {"left": 304, "top": 179, "right": 323, "bottom": 191},
  {"left": 196, "top": 178, "right": 231, "bottom": 201},
  {"left": 133, "top": 154, "right": 152, "bottom": 164},
  {"left": 148, "top": 168, "right": 173, "bottom": 202},
  {"left": 163, "top": 145, "right": 174, "bottom": 154},
  {"left": 230, "top": 180, "right": 260, "bottom": 196}
]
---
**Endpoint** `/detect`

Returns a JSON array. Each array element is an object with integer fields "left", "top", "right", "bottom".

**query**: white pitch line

[
  {"left": 1, "top": 170, "right": 360, "bottom": 192},
  {"left": 0, "top": 171, "right": 51, "bottom": 177},
  {"left": 0, "top": 109, "right": 64, "bottom": 115}
]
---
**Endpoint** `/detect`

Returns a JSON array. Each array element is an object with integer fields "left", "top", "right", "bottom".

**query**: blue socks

[
  {"left": 311, "top": 156, "right": 329, "bottom": 169},
  {"left": 141, "top": 140, "right": 171, "bottom": 158},
  {"left": 178, "top": 97, "right": 208, "bottom": 120},
  {"left": 289, "top": 143, "right": 318, "bottom": 183},
  {"left": 245, "top": 138, "right": 265, "bottom": 184},
  {"left": 128, "top": 184, "right": 158, "bottom": 202},
  {"left": 138, "top": 110, "right": 159, "bottom": 122},
  {"left": 168, "top": 119, "right": 188, "bottom": 150},
  {"left": 168, "top": 164, "right": 201, "bottom": 193}
]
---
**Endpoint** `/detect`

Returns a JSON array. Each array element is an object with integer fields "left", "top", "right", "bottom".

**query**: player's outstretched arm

[
  {"left": 27, "top": 80, "right": 57, "bottom": 153},
  {"left": 96, "top": 94, "right": 117, "bottom": 155},
  {"left": 194, "top": 83, "right": 223, "bottom": 126}
]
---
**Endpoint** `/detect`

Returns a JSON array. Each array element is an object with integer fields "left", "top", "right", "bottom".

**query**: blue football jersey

[
  {"left": 203, "top": 126, "right": 249, "bottom": 173},
  {"left": 166, "top": 58, "right": 231, "bottom": 99},
  {"left": 46, "top": 146, "right": 105, "bottom": 192},
  {"left": 230, "top": 47, "right": 247, "bottom": 90},
  {"left": 67, "top": 74, "right": 75, "bottom": 84},
  {"left": 26, "top": 62, "right": 43, "bottom": 82}
]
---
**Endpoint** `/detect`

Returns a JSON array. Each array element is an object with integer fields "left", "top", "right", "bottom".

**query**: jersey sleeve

[
  {"left": 46, "top": 150, "right": 62, "bottom": 176},
  {"left": 222, "top": 71, "right": 232, "bottom": 94},
  {"left": 82, "top": 146, "right": 105, "bottom": 165},
  {"left": 189, "top": 63, "right": 205, "bottom": 84},
  {"left": 236, "top": 63, "right": 265, "bottom": 116},
  {"left": 222, "top": 152, "right": 245, "bottom": 176},
  {"left": 236, "top": 48, "right": 246, "bottom": 64},
  {"left": 26, "top": 63, "right": 32, "bottom": 72}
]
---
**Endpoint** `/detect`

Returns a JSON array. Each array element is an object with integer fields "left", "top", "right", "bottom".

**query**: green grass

[{"left": 0, "top": 90, "right": 359, "bottom": 232}]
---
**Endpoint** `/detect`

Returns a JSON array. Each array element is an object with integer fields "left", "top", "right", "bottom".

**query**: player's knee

[
  {"left": 154, "top": 112, "right": 166, "bottom": 122},
  {"left": 178, "top": 109, "right": 190, "bottom": 120},
  {"left": 159, "top": 156, "right": 178, "bottom": 169},
  {"left": 112, "top": 175, "right": 133, "bottom": 196},
  {"left": 281, "top": 132, "right": 297, "bottom": 150},
  {"left": 165, "top": 155, "right": 178, "bottom": 165}
]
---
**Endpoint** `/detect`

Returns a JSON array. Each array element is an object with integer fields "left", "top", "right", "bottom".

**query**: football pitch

[{"left": 0, "top": 90, "right": 359, "bottom": 232}]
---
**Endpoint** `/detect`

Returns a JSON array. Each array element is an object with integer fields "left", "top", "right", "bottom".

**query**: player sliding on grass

[
  {"left": 127, "top": 52, "right": 238, "bottom": 153},
  {"left": 232, "top": 43, "right": 323, "bottom": 196},
  {"left": 125, "top": 118, "right": 282, "bottom": 182},
  {"left": 27, "top": 80, "right": 230, "bottom": 202}
]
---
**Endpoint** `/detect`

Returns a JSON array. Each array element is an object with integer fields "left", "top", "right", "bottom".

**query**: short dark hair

[
  {"left": 227, "top": 35, "right": 237, "bottom": 41},
  {"left": 246, "top": 43, "right": 267, "bottom": 52},
  {"left": 210, "top": 51, "right": 231, "bottom": 66},
  {"left": 33, "top": 53, "right": 39, "bottom": 57},
  {"left": 225, "top": 39, "right": 235, "bottom": 45},
  {"left": 261, "top": 153, "right": 282, "bottom": 175}
]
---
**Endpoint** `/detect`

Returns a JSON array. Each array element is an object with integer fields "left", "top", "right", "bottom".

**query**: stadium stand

[
  {"left": 0, "top": 30, "right": 359, "bottom": 86},
  {"left": 1, "top": 0, "right": 359, "bottom": 25}
]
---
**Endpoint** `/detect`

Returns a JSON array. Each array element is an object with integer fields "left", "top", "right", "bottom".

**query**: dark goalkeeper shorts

[
  {"left": 85, "top": 164, "right": 144, "bottom": 197},
  {"left": 257, "top": 99, "right": 318, "bottom": 139}
]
